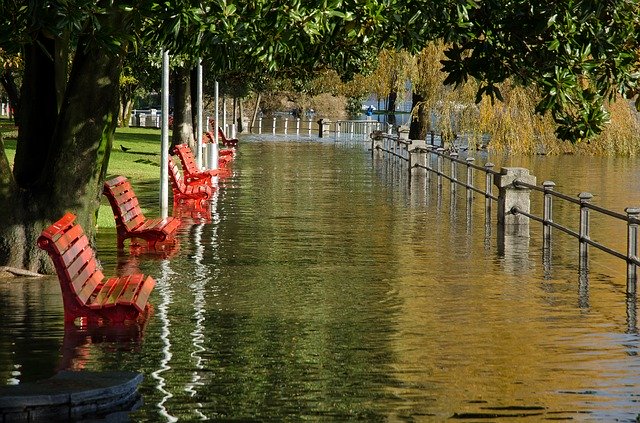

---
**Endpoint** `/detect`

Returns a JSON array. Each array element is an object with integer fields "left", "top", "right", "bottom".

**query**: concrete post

[{"left": 494, "top": 167, "right": 536, "bottom": 236}]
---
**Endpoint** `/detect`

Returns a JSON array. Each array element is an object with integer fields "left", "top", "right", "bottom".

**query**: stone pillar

[
  {"left": 408, "top": 143, "right": 426, "bottom": 176},
  {"left": 494, "top": 167, "right": 536, "bottom": 236}
]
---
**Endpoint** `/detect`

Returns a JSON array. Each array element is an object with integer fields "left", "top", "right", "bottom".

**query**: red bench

[
  {"left": 172, "top": 143, "right": 219, "bottom": 186},
  {"left": 103, "top": 176, "right": 181, "bottom": 248},
  {"left": 168, "top": 156, "right": 213, "bottom": 204},
  {"left": 202, "top": 133, "right": 236, "bottom": 167},
  {"left": 203, "top": 132, "right": 236, "bottom": 156},
  {"left": 37, "top": 212, "right": 156, "bottom": 324},
  {"left": 217, "top": 127, "right": 239, "bottom": 147}
]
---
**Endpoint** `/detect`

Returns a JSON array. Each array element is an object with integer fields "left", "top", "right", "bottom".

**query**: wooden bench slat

[
  {"left": 97, "top": 276, "right": 130, "bottom": 307},
  {"left": 66, "top": 247, "right": 95, "bottom": 281},
  {"left": 169, "top": 155, "right": 213, "bottom": 203},
  {"left": 132, "top": 276, "right": 156, "bottom": 310},
  {"left": 116, "top": 274, "right": 145, "bottom": 307},
  {"left": 75, "top": 268, "right": 105, "bottom": 305},
  {"left": 88, "top": 277, "right": 118, "bottom": 309},
  {"left": 60, "top": 235, "right": 90, "bottom": 268}
]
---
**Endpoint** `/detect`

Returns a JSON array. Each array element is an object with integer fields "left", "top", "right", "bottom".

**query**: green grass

[
  {"left": 1, "top": 121, "right": 171, "bottom": 228},
  {"left": 102, "top": 126, "right": 168, "bottom": 227}
]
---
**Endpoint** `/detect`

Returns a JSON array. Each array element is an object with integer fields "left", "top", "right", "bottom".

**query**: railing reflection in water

[{"left": 371, "top": 132, "right": 640, "bottom": 332}]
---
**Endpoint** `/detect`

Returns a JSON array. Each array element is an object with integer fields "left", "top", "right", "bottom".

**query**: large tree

[{"left": 0, "top": 0, "right": 415, "bottom": 272}]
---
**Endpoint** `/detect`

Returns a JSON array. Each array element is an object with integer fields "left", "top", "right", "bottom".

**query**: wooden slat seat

[
  {"left": 103, "top": 176, "right": 181, "bottom": 248},
  {"left": 37, "top": 212, "right": 156, "bottom": 324},
  {"left": 168, "top": 156, "right": 213, "bottom": 205}
]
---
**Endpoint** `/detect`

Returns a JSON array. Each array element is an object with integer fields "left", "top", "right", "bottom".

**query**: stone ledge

[{"left": 0, "top": 371, "right": 142, "bottom": 421}]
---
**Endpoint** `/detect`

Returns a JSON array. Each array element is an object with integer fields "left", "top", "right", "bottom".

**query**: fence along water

[{"left": 370, "top": 131, "right": 640, "bottom": 298}]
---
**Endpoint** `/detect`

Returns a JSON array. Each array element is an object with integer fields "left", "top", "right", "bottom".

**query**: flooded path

[{"left": 2, "top": 138, "right": 640, "bottom": 421}]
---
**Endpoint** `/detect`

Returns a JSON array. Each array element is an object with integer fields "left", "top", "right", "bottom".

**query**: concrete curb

[{"left": 0, "top": 371, "right": 143, "bottom": 421}]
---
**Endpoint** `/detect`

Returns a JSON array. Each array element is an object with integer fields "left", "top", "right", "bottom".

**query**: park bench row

[{"left": 37, "top": 136, "right": 236, "bottom": 325}]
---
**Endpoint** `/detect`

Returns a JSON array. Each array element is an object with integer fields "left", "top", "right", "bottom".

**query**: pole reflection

[{"left": 151, "top": 259, "right": 178, "bottom": 423}]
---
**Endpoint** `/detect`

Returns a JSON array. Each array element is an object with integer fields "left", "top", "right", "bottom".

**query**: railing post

[
  {"left": 409, "top": 139, "right": 426, "bottom": 176},
  {"left": 296, "top": 118, "right": 300, "bottom": 136},
  {"left": 466, "top": 157, "right": 475, "bottom": 205},
  {"left": 284, "top": 118, "right": 288, "bottom": 135},
  {"left": 272, "top": 117, "right": 277, "bottom": 135},
  {"left": 494, "top": 167, "right": 536, "bottom": 237},
  {"left": 424, "top": 145, "right": 433, "bottom": 183},
  {"left": 543, "top": 181, "right": 556, "bottom": 248},
  {"left": 450, "top": 152, "right": 458, "bottom": 196},
  {"left": 484, "top": 163, "right": 494, "bottom": 220},
  {"left": 258, "top": 117, "right": 262, "bottom": 134},
  {"left": 626, "top": 207, "right": 640, "bottom": 294},
  {"left": 579, "top": 192, "right": 593, "bottom": 264}
]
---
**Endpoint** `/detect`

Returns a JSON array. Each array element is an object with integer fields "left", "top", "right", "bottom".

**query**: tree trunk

[
  {"left": 237, "top": 99, "right": 244, "bottom": 133},
  {"left": 0, "top": 14, "right": 125, "bottom": 273},
  {"left": 232, "top": 96, "right": 238, "bottom": 130},
  {"left": 14, "top": 32, "right": 58, "bottom": 188},
  {"left": 409, "top": 92, "right": 429, "bottom": 141},
  {"left": 172, "top": 66, "right": 195, "bottom": 150},
  {"left": 250, "top": 92, "right": 262, "bottom": 133},
  {"left": 387, "top": 90, "right": 397, "bottom": 126},
  {"left": 190, "top": 67, "right": 198, "bottom": 140}
]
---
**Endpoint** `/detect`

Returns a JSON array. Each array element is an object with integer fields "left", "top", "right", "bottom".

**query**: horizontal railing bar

[
  {"left": 584, "top": 202, "right": 628, "bottom": 221},
  {"left": 513, "top": 179, "right": 630, "bottom": 222},
  {"left": 513, "top": 206, "right": 635, "bottom": 263}
]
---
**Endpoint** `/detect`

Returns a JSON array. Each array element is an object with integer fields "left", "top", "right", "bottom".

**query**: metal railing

[
  {"left": 512, "top": 179, "right": 640, "bottom": 293},
  {"left": 371, "top": 133, "right": 640, "bottom": 295}
]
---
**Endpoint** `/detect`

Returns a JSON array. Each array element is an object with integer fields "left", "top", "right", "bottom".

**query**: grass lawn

[{"left": 1, "top": 119, "right": 170, "bottom": 228}]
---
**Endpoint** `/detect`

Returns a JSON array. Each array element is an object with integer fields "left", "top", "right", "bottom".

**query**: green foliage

[
  {"left": 345, "top": 96, "right": 365, "bottom": 118},
  {"left": 435, "top": 0, "right": 640, "bottom": 142}
]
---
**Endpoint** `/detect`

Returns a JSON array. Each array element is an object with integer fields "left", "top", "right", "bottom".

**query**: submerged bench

[
  {"left": 37, "top": 212, "right": 156, "bottom": 324},
  {"left": 168, "top": 156, "right": 213, "bottom": 204},
  {"left": 172, "top": 143, "right": 219, "bottom": 186},
  {"left": 202, "top": 133, "right": 236, "bottom": 164},
  {"left": 103, "top": 176, "right": 180, "bottom": 248},
  {"left": 217, "top": 127, "right": 239, "bottom": 147}
]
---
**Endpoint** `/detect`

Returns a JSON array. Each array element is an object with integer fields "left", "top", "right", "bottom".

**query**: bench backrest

[
  {"left": 37, "top": 212, "right": 104, "bottom": 306},
  {"left": 168, "top": 156, "right": 186, "bottom": 194},
  {"left": 173, "top": 144, "right": 200, "bottom": 176},
  {"left": 103, "top": 176, "right": 147, "bottom": 234}
]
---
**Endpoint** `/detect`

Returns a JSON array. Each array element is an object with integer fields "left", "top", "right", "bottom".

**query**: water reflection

[
  {"left": 4, "top": 140, "right": 640, "bottom": 421},
  {"left": 150, "top": 260, "right": 178, "bottom": 423}
]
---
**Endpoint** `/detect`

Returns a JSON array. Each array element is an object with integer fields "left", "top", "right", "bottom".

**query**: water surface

[{"left": 1, "top": 137, "right": 640, "bottom": 421}]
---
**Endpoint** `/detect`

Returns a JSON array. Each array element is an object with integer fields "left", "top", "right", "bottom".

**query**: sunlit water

[{"left": 2, "top": 136, "right": 640, "bottom": 421}]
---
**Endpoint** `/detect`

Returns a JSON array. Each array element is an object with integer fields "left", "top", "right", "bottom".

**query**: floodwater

[{"left": 2, "top": 136, "right": 640, "bottom": 421}]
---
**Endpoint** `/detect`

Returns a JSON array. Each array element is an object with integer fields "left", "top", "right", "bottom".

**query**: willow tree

[{"left": 430, "top": 0, "right": 640, "bottom": 142}]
